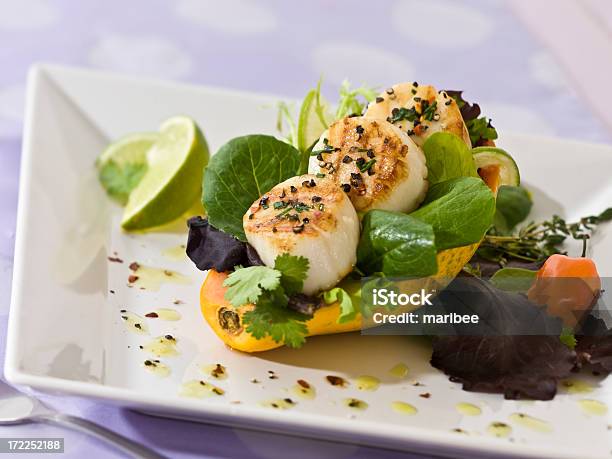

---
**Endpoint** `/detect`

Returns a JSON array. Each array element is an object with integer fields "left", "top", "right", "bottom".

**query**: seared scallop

[
  {"left": 243, "top": 174, "right": 359, "bottom": 295},
  {"left": 308, "top": 116, "right": 428, "bottom": 214},
  {"left": 365, "top": 82, "right": 471, "bottom": 148}
]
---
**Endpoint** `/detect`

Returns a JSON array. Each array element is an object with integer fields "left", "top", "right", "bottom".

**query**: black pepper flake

[
  {"left": 290, "top": 186, "right": 297, "bottom": 193},
  {"left": 375, "top": 96, "right": 384, "bottom": 103},
  {"left": 342, "top": 155, "right": 353, "bottom": 163},
  {"left": 391, "top": 107, "right": 399, "bottom": 116},
  {"left": 318, "top": 203, "right": 325, "bottom": 211},
  {"left": 279, "top": 189, "right": 286, "bottom": 198},
  {"left": 302, "top": 217, "right": 310, "bottom": 224},
  {"left": 316, "top": 153, "right": 323, "bottom": 161},
  {"left": 366, "top": 149, "right": 375, "bottom": 158},
  {"left": 248, "top": 213, "right": 254, "bottom": 220},
  {"left": 302, "top": 180, "right": 310, "bottom": 187},
  {"left": 445, "top": 100, "right": 452, "bottom": 106},
  {"left": 110, "top": 290, "right": 115, "bottom": 294},
  {"left": 120, "top": 309, "right": 126, "bottom": 313},
  {"left": 272, "top": 227, "right": 277, "bottom": 233},
  {"left": 309, "top": 179, "right": 316, "bottom": 187},
  {"left": 385, "top": 88, "right": 394, "bottom": 95},
  {"left": 284, "top": 398, "right": 294, "bottom": 404},
  {"left": 413, "top": 81, "right": 419, "bottom": 87},
  {"left": 351, "top": 172, "right": 362, "bottom": 180},
  {"left": 420, "top": 392, "right": 431, "bottom": 399},
  {"left": 341, "top": 184, "right": 351, "bottom": 193},
  {"left": 355, "top": 125, "right": 364, "bottom": 136},
  {"left": 293, "top": 224, "right": 305, "bottom": 234},
  {"left": 164, "top": 334, "right": 175, "bottom": 341},
  {"left": 144, "top": 360, "right": 154, "bottom": 366},
  {"left": 411, "top": 89, "right": 417, "bottom": 95},
  {"left": 312, "top": 196, "right": 322, "bottom": 202},
  {"left": 259, "top": 196, "right": 269, "bottom": 207},
  {"left": 134, "top": 323, "right": 142, "bottom": 329},
  {"left": 367, "top": 167, "right": 375, "bottom": 176},
  {"left": 413, "top": 96, "right": 421, "bottom": 102}
]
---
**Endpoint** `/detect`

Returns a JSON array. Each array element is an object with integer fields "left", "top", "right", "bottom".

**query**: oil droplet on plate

[
  {"left": 388, "top": 363, "right": 409, "bottom": 378},
  {"left": 162, "top": 245, "right": 187, "bottom": 261},
  {"left": 578, "top": 399, "right": 608, "bottom": 416},
  {"left": 487, "top": 422, "right": 512, "bottom": 438},
  {"left": 291, "top": 379, "right": 316, "bottom": 400},
  {"left": 179, "top": 380, "right": 224, "bottom": 398},
  {"left": 355, "top": 375, "right": 380, "bottom": 391},
  {"left": 344, "top": 398, "right": 368, "bottom": 410},
  {"left": 120, "top": 311, "right": 148, "bottom": 335},
  {"left": 143, "top": 359, "right": 170, "bottom": 377},
  {"left": 456, "top": 402, "right": 481, "bottom": 416},
  {"left": 128, "top": 263, "right": 191, "bottom": 291},
  {"left": 146, "top": 308, "right": 181, "bottom": 321},
  {"left": 560, "top": 379, "right": 593, "bottom": 394},
  {"left": 391, "top": 401, "right": 417, "bottom": 415},
  {"left": 509, "top": 413, "right": 552, "bottom": 433},
  {"left": 260, "top": 398, "right": 296, "bottom": 410},
  {"left": 142, "top": 335, "right": 179, "bottom": 357},
  {"left": 200, "top": 363, "right": 227, "bottom": 380}
]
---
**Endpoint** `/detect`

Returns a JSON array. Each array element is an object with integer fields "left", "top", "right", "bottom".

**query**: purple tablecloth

[{"left": 1, "top": 1, "right": 609, "bottom": 457}]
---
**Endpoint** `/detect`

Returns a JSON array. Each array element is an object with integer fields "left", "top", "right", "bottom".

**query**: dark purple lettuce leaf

[
  {"left": 429, "top": 276, "right": 575, "bottom": 400},
  {"left": 575, "top": 315, "right": 612, "bottom": 373},
  {"left": 287, "top": 293, "right": 322, "bottom": 316},
  {"left": 445, "top": 90, "right": 481, "bottom": 122},
  {"left": 186, "top": 216, "right": 263, "bottom": 272},
  {"left": 431, "top": 335, "right": 575, "bottom": 400}
]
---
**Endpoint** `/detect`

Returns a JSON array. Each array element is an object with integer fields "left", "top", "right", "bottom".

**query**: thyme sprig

[{"left": 479, "top": 208, "right": 612, "bottom": 265}]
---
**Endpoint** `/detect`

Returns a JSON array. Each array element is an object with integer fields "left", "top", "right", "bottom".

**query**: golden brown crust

[
  {"left": 318, "top": 117, "right": 410, "bottom": 211},
  {"left": 366, "top": 83, "right": 471, "bottom": 148},
  {"left": 243, "top": 174, "right": 345, "bottom": 252}
]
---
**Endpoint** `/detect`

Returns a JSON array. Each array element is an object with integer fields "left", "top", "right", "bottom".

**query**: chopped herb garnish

[{"left": 359, "top": 159, "right": 376, "bottom": 173}]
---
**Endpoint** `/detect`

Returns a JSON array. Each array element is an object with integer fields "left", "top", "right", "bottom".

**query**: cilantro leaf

[
  {"left": 98, "top": 160, "right": 147, "bottom": 205},
  {"left": 323, "top": 287, "right": 356, "bottom": 323},
  {"left": 223, "top": 266, "right": 281, "bottom": 307},
  {"left": 242, "top": 296, "right": 309, "bottom": 348},
  {"left": 274, "top": 254, "right": 309, "bottom": 295}
]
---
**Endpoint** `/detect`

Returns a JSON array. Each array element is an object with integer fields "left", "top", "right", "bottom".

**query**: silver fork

[{"left": 0, "top": 379, "right": 166, "bottom": 458}]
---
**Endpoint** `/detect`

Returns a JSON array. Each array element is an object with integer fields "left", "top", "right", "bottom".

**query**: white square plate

[{"left": 5, "top": 64, "right": 612, "bottom": 459}]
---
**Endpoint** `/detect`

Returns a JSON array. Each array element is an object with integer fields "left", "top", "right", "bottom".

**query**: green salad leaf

[
  {"left": 274, "top": 254, "right": 309, "bottom": 295},
  {"left": 357, "top": 210, "right": 438, "bottom": 278},
  {"left": 410, "top": 177, "right": 496, "bottom": 250},
  {"left": 493, "top": 185, "right": 533, "bottom": 234},
  {"left": 335, "top": 80, "right": 377, "bottom": 119},
  {"left": 422, "top": 132, "right": 477, "bottom": 185},
  {"left": 203, "top": 135, "right": 301, "bottom": 241},
  {"left": 99, "top": 160, "right": 147, "bottom": 205},
  {"left": 489, "top": 267, "right": 536, "bottom": 293},
  {"left": 323, "top": 287, "right": 357, "bottom": 323}
]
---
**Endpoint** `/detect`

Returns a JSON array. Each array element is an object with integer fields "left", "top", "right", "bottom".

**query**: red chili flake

[
  {"left": 128, "top": 275, "right": 139, "bottom": 283},
  {"left": 297, "top": 379, "right": 310, "bottom": 389},
  {"left": 107, "top": 256, "right": 123, "bottom": 263},
  {"left": 419, "top": 392, "right": 431, "bottom": 399},
  {"left": 129, "top": 262, "right": 140, "bottom": 271},
  {"left": 145, "top": 312, "right": 159, "bottom": 318},
  {"left": 375, "top": 97, "right": 384, "bottom": 103},
  {"left": 163, "top": 270, "right": 173, "bottom": 277},
  {"left": 326, "top": 375, "right": 347, "bottom": 387}
]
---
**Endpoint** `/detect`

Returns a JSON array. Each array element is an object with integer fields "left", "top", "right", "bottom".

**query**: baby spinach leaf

[
  {"left": 493, "top": 185, "right": 532, "bottom": 234},
  {"left": 357, "top": 210, "right": 438, "bottom": 278},
  {"left": 410, "top": 177, "right": 495, "bottom": 250},
  {"left": 203, "top": 135, "right": 301, "bottom": 241},
  {"left": 422, "top": 132, "right": 477, "bottom": 185}
]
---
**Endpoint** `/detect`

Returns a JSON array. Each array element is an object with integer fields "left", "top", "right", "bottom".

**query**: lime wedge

[
  {"left": 97, "top": 133, "right": 158, "bottom": 204},
  {"left": 296, "top": 87, "right": 333, "bottom": 152},
  {"left": 121, "top": 116, "right": 209, "bottom": 230},
  {"left": 97, "top": 132, "right": 158, "bottom": 167},
  {"left": 472, "top": 146, "right": 520, "bottom": 187}
]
